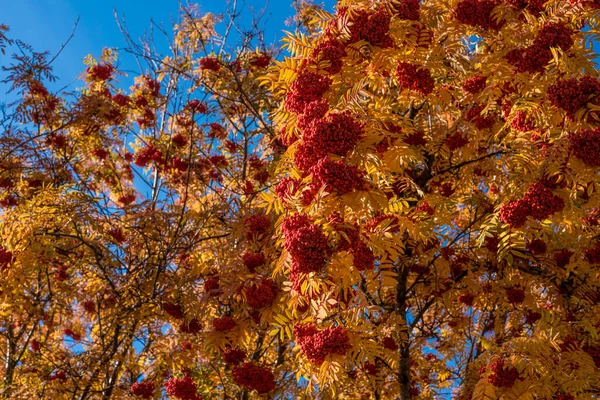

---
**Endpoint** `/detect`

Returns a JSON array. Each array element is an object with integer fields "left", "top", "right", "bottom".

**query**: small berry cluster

[
  {"left": 455, "top": 0, "right": 503, "bottom": 31},
  {"left": 393, "top": 0, "right": 421, "bottom": 21},
  {"left": 445, "top": 132, "right": 469, "bottom": 150},
  {"left": 309, "top": 158, "right": 365, "bottom": 195},
  {"left": 213, "top": 316, "right": 237, "bottom": 332},
  {"left": 486, "top": 358, "right": 520, "bottom": 387},
  {"left": 86, "top": 64, "right": 115, "bottom": 81},
  {"left": 179, "top": 319, "right": 202, "bottom": 335},
  {"left": 282, "top": 214, "right": 330, "bottom": 274},
  {"left": 506, "top": 288, "right": 525, "bottom": 304},
  {"left": 249, "top": 53, "right": 271, "bottom": 68},
  {"left": 585, "top": 243, "right": 600, "bottom": 265},
  {"left": 232, "top": 362, "right": 276, "bottom": 393},
  {"left": 547, "top": 76, "right": 600, "bottom": 118},
  {"left": 349, "top": 10, "right": 393, "bottom": 47},
  {"left": 162, "top": 302, "right": 184, "bottom": 319},
  {"left": 165, "top": 376, "right": 202, "bottom": 400},
  {"left": 554, "top": 249, "right": 574, "bottom": 268},
  {"left": 395, "top": 62, "right": 435, "bottom": 96},
  {"left": 510, "top": 110, "right": 536, "bottom": 132},
  {"left": 504, "top": 0, "right": 545, "bottom": 13},
  {"left": 463, "top": 75, "right": 487, "bottom": 94},
  {"left": 294, "top": 324, "right": 352, "bottom": 365},
  {"left": 284, "top": 71, "right": 332, "bottom": 114},
  {"left": 382, "top": 336, "right": 398, "bottom": 350},
  {"left": 499, "top": 183, "right": 565, "bottom": 228},
  {"left": 568, "top": 128, "right": 600, "bottom": 166},
  {"left": 199, "top": 57, "right": 220, "bottom": 72},
  {"left": 465, "top": 104, "right": 496, "bottom": 130},
  {"left": 275, "top": 177, "right": 300, "bottom": 202},
  {"left": 244, "top": 278, "right": 279, "bottom": 309},
  {"left": 131, "top": 380, "right": 155, "bottom": 399},
  {"left": 243, "top": 214, "right": 271, "bottom": 241},
  {"left": 0, "top": 247, "right": 12, "bottom": 270},
  {"left": 312, "top": 39, "right": 346, "bottom": 74},
  {"left": 241, "top": 252, "right": 266, "bottom": 272},
  {"left": 223, "top": 348, "right": 246, "bottom": 366},
  {"left": 526, "top": 239, "right": 547, "bottom": 255},
  {"left": 134, "top": 144, "right": 163, "bottom": 167},
  {"left": 458, "top": 293, "right": 475, "bottom": 306}
]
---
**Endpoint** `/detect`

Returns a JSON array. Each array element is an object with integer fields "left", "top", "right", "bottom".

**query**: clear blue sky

[{"left": 1, "top": 0, "right": 335, "bottom": 88}]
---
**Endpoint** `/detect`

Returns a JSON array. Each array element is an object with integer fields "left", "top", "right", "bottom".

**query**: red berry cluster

[
  {"left": 241, "top": 252, "right": 266, "bottom": 272},
  {"left": 179, "top": 318, "right": 202, "bottom": 334},
  {"left": 204, "top": 277, "right": 220, "bottom": 296},
  {"left": 165, "top": 375, "right": 202, "bottom": 400},
  {"left": 243, "top": 214, "right": 271, "bottom": 241},
  {"left": 244, "top": 278, "right": 279, "bottom": 309},
  {"left": 585, "top": 243, "right": 600, "bottom": 264},
  {"left": 199, "top": 57, "right": 220, "bottom": 72},
  {"left": 87, "top": 64, "right": 115, "bottom": 81},
  {"left": 282, "top": 214, "right": 330, "bottom": 274},
  {"left": 131, "top": 380, "right": 155, "bottom": 398},
  {"left": 162, "top": 302, "right": 184, "bottom": 319},
  {"left": 312, "top": 38, "right": 346, "bottom": 74},
  {"left": 284, "top": 71, "right": 332, "bottom": 114},
  {"left": 526, "top": 239, "right": 546, "bottom": 255},
  {"left": 134, "top": 144, "right": 163, "bottom": 167},
  {"left": 486, "top": 358, "right": 520, "bottom": 387},
  {"left": 404, "top": 130, "right": 427, "bottom": 146},
  {"left": 249, "top": 53, "right": 271, "bottom": 68},
  {"left": 348, "top": 10, "right": 393, "bottom": 47},
  {"left": 465, "top": 104, "right": 495, "bottom": 130},
  {"left": 365, "top": 214, "right": 400, "bottom": 232},
  {"left": 297, "top": 99, "right": 329, "bottom": 130},
  {"left": 463, "top": 75, "right": 487, "bottom": 94},
  {"left": 294, "top": 324, "right": 352, "bottom": 365},
  {"left": 309, "top": 158, "right": 365, "bottom": 195},
  {"left": 186, "top": 99, "right": 208, "bottom": 114},
  {"left": 232, "top": 362, "right": 276, "bottom": 393},
  {"left": 504, "top": 0, "right": 545, "bottom": 13},
  {"left": 395, "top": 62, "right": 435, "bottom": 96},
  {"left": 223, "top": 348, "right": 246, "bottom": 366},
  {"left": 275, "top": 177, "right": 300, "bottom": 201},
  {"left": 455, "top": 0, "right": 503, "bottom": 30},
  {"left": 547, "top": 76, "right": 600, "bottom": 118},
  {"left": 510, "top": 110, "right": 536, "bottom": 132},
  {"left": 499, "top": 183, "right": 565, "bottom": 228},
  {"left": 524, "top": 310, "right": 542, "bottom": 324},
  {"left": 445, "top": 132, "right": 469, "bottom": 150},
  {"left": 0, "top": 247, "right": 12, "bottom": 270},
  {"left": 213, "top": 316, "right": 237, "bottom": 332},
  {"left": 393, "top": 0, "right": 421, "bottom": 20},
  {"left": 171, "top": 133, "right": 188, "bottom": 147},
  {"left": 382, "top": 336, "right": 398, "bottom": 351},
  {"left": 568, "top": 128, "right": 600, "bottom": 166},
  {"left": 458, "top": 293, "right": 475, "bottom": 306},
  {"left": 506, "top": 287, "right": 525, "bottom": 304},
  {"left": 415, "top": 201, "right": 435, "bottom": 215},
  {"left": 554, "top": 249, "right": 574, "bottom": 268}
]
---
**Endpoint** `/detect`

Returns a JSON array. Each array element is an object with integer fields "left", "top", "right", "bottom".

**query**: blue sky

[{"left": 2, "top": 0, "right": 335, "bottom": 88}]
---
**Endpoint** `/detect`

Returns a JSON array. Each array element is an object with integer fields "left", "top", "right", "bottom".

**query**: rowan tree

[{"left": 1, "top": 0, "right": 600, "bottom": 399}]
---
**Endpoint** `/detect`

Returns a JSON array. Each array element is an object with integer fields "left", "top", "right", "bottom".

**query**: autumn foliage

[{"left": 1, "top": 0, "right": 600, "bottom": 398}]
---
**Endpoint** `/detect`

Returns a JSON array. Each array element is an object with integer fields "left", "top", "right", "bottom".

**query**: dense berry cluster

[
  {"left": 455, "top": 0, "right": 503, "bottom": 30},
  {"left": 131, "top": 380, "right": 155, "bottom": 398},
  {"left": 243, "top": 214, "right": 271, "bottom": 241},
  {"left": 505, "top": 0, "right": 545, "bottom": 13},
  {"left": 232, "top": 362, "right": 276, "bottom": 393},
  {"left": 86, "top": 64, "right": 115, "bottom": 81},
  {"left": 179, "top": 318, "right": 202, "bottom": 334},
  {"left": 294, "top": 324, "right": 352, "bottom": 365},
  {"left": 526, "top": 239, "right": 547, "bottom": 255},
  {"left": 249, "top": 53, "right": 271, "bottom": 68},
  {"left": 275, "top": 177, "right": 300, "bottom": 201},
  {"left": 284, "top": 71, "right": 332, "bottom": 114},
  {"left": 244, "top": 278, "right": 279, "bottom": 309},
  {"left": 499, "top": 183, "right": 565, "bottom": 228},
  {"left": 458, "top": 293, "right": 475, "bottom": 306},
  {"left": 393, "top": 0, "right": 421, "bottom": 20},
  {"left": 404, "top": 130, "right": 427, "bottom": 146},
  {"left": 134, "top": 144, "right": 163, "bottom": 167},
  {"left": 510, "top": 110, "right": 535, "bottom": 132},
  {"left": 199, "top": 57, "right": 220, "bottom": 72},
  {"left": 585, "top": 243, "right": 600, "bottom": 264},
  {"left": 547, "top": 76, "right": 600, "bottom": 118},
  {"left": 223, "top": 348, "right": 246, "bottom": 366},
  {"left": 312, "top": 39, "right": 346, "bottom": 74},
  {"left": 466, "top": 104, "right": 495, "bottom": 130},
  {"left": 382, "top": 336, "right": 398, "bottom": 351},
  {"left": 282, "top": 214, "right": 329, "bottom": 274},
  {"left": 162, "top": 302, "right": 184, "bottom": 319},
  {"left": 309, "top": 158, "right": 365, "bottom": 195},
  {"left": 568, "top": 128, "right": 600, "bottom": 166},
  {"left": 297, "top": 99, "right": 329, "bottom": 130},
  {"left": 241, "top": 252, "right": 266, "bottom": 272},
  {"left": 395, "top": 62, "right": 435, "bottom": 96},
  {"left": 0, "top": 247, "right": 12, "bottom": 270},
  {"left": 213, "top": 316, "right": 237, "bottom": 332},
  {"left": 463, "top": 75, "right": 487, "bottom": 94},
  {"left": 554, "top": 249, "right": 574, "bottom": 268},
  {"left": 487, "top": 358, "right": 520, "bottom": 387},
  {"left": 165, "top": 376, "right": 202, "bottom": 400},
  {"left": 506, "top": 288, "right": 525, "bottom": 304},
  {"left": 446, "top": 132, "right": 469, "bottom": 150},
  {"left": 348, "top": 10, "right": 392, "bottom": 47}
]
